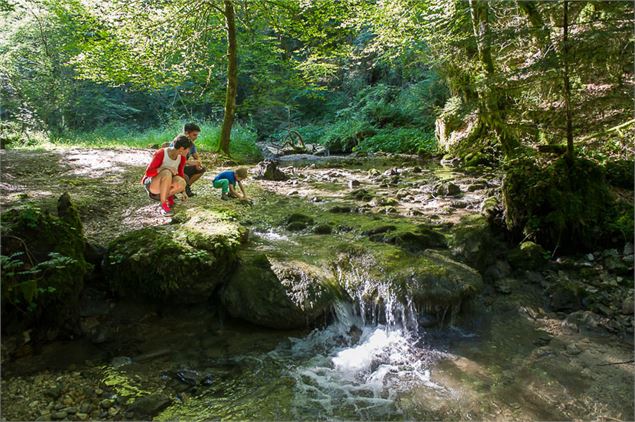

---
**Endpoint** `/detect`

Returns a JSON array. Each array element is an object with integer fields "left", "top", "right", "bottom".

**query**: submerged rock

[
  {"left": 104, "top": 208, "right": 246, "bottom": 303},
  {"left": 222, "top": 252, "right": 339, "bottom": 329}
]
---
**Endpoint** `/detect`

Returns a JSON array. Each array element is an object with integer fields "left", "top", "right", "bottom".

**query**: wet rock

[
  {"left": 222, "top": 252, "right": 339, "bottom": 329},
  {"left": 126, "top": 394, "right": 172, "bottom": 420},
  {"left": 349, "top": 188, "right": 374, "bottom": 201},
  {"left": 434, "top": 181, "right": 461, "bottom": 197},
  {"left": 105, "top": 208, "right": 245, "bottom": 303},
  {"left": 285, "top": 213, "right": 314, "bottom": 231},
  {"left": 329, "top": 206, "right": 353, "bottom": 214},
  {"left": 313, "top": 224, "right": 333, "bottom": 235},
  {"left": 175, "top": 369, "right": 199, "bottom": 386},
  {"left": 449, "top": 215, "right": 505, "bottom": 271},
  {"left": 255, "top": 160, "right": 289, "bottom": 181}
]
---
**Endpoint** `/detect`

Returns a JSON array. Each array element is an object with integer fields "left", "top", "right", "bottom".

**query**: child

[
  {"left": 142, "top": 135, "right": 193, "bottom": 216},
  {"left": 212, "top": 168, "right": 249, "bottom": 201}
]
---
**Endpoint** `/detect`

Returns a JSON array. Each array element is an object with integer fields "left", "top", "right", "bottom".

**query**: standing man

[{"left": 171, "top": 123, "right": 206, "bottom": 197}]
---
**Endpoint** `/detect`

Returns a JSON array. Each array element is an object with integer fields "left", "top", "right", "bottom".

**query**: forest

[{"left": 1, "top": 0, "right": 634, "bottom": 420}]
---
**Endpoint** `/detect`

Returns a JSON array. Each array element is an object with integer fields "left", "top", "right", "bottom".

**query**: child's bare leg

[
  {"left": 169, "top": 176, "right": 187, "bottom": 196},
  {"left": 158, "top": 169, "right": 173, "bottom": 203}
]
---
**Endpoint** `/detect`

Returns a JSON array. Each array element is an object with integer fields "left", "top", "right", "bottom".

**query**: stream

[{"left": 1, "top": 151, "right": 633, "bottom": 421}]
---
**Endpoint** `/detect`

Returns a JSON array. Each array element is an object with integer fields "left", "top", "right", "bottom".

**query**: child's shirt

[
  {"left": 141, "top": 148, "right": 186, "bottom": 183},
  {"left": 214, "top": 170, "right": 237, "bottom": 186}
]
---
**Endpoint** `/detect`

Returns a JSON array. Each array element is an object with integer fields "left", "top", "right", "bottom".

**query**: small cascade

[{"left": 278, "top": 264, "right": 449, "bottom": 419}]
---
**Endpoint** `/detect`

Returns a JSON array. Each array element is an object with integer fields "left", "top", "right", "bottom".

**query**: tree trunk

[
  {"left": 469, "top": 0, "right": 519, "bottom": 157},
  {"left": 562, "top": 0, "right": 574, "bottom": 159},
  {"left": 218, "top": 0, "right": 238, "bottom": 156}
]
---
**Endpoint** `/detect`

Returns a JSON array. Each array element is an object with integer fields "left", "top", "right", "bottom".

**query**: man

[{"left": 171, "top": 123, "right": 206, "bottom": 197}]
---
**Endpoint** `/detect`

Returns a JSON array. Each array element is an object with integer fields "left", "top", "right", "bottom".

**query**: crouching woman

[{"left": 142, "top": 135, "right": 193, "bottom": 216}]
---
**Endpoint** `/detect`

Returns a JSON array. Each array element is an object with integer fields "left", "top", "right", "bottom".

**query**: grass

[{"left": 4, "top": 120, "right": 263, "bottom": 164}]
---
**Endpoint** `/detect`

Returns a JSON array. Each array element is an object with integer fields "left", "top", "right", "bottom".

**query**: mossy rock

[
  {"left": 449, "top": 214, "right": 505, "bottom": 271},
  {"left": 284, "top": 213, "right": 315, "bottom": 231},
  {"left": 104, "top": 208, "right": 245, "bottom": 303},
  {"left": 334, "top": 244, "right": 482, "bottom": 324},
  {"left": 382, "top": 225, "right": 447, "bottom": 253},
  {"left": 434, "top": 181, "right": 461, "bottom": 197},
  {"left": 221, "top": 251, "right": 340, "bottom": 329},
  {"left": 349, "top": 189, "right": 374, "bottom": 201},
  {"left": 502, "top": 155, "right": 615, "bottom": 252},
  {"left": 507, "top": 241, "right": 548, "bottom": 271},
  {"left": 1, "top": 195, "right": 90, "bottom": 340}
]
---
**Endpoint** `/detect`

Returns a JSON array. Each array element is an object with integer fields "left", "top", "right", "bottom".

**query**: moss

[
  {"left": 502, "top": 155, "right": 616, "bottom": 252},
  {"left": 449, "top": 214, "right": 505, "bottom": 271},
  {"left": 221, "top": 251, "right": 340, "bottom": 329},
  {"left": 507, "top": 241, "right": 548, "bottom": 270},
  {"left": 604, "top": 159, "right": 634, "bottom": 189},
  {"left": 105, "top": 209, "right": 244, "bottom": 303},
  {"left": 1, "top": 197, "right": 90, "bottom": 339}
]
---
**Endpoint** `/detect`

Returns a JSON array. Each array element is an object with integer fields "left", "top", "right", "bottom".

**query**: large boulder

[
  {"left": 221, "top": 252, "right": 340, "bottom": 329},
  {"left": 104, "top": 208, "right": 246, "bottom": 303},
  {"left": 334, "top": 244, "right": 483, "bottom": 324},
  {"left": 1, "top": 194, "right": 90, "bottom": 341},
  {"left": 449, "top": 214, "right": 506, "bottom": 271}
]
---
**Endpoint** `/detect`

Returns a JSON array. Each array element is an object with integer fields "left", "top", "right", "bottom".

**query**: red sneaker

[
  {"left": 160, "top": 202, "right": 174, "bottom": 216},
  {"left": 168, "top": 195, "right": 175, "bottom": 207}
]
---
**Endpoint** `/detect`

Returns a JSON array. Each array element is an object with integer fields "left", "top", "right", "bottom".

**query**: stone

[
  {"left": 285, "top": 213, "right": 314, "bottom": 231},
  {"left": 348, "top": 180, "right": 361, "bottom": 189},
  {"left": 255, "top": 160, "right": 289, "bottom": 181},
  {"left": 565, "top": 343, "right": 582, "bottom": 355},
  {"left": 507, "top": 241, "right": 548, "bottom": 271},
  {"left": 484, "top": 260, "right": 511, "bottom": 281},
  {"left": 449, "top": 214, "right": 505, "bottom": 271},
  {"left": 104, "top": 208, "right": 245, "bottom": 303},
  {"left": 127, "top": 394, "right": 173, "bottom": 420},
  {"left": 622, "top": 297, "right": 634, "bottom": 315},
  {"left": 434, "top": 181, "right": 461, "bottom": 197},
  {"left": 624, "top": 243, "right": 634, "bottom": 256},
  {"left": 1, "top": 197, "right": 90, "bottom": 341},
  {"left": 222, "top": 252, "right": 339, "bottom": 329}
]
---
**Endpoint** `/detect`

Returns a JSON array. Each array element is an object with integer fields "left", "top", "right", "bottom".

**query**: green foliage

[
  {"left": 356, "top": 128, "right": 436, "bottom": 155},
  {"left": 502, "top": 155, "right": 618, "bottom": 252},
  {"left": 1, "top": 252, "right": 74, "bottom": 312}
]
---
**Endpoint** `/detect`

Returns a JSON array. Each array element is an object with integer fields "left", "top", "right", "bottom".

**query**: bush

[
  {"left": 502, "top": 155, "right": 617, "bottom": 252},
  {"left": 355, "top": 128, "right": 436, "bottom": 155}
]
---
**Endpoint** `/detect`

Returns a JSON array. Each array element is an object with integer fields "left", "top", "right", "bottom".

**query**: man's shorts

[
  {"left": 184, "top": 165, "right": 206, "bottom": 178},
  {"left": 144, "top": 177, "right": 160, "bottom": 201}
]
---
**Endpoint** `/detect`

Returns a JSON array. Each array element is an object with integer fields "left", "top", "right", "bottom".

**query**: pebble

[
  {"left": 100, "top": 398, "right": 113, "bottom": 409},
  {"left": 51, "top": 411, "right": 67, "bottom": 420},
  {"left": 566, "top": 343, "right": 582, "bottom": 355}
]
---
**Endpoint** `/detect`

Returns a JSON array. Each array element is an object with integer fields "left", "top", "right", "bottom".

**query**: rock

[
  {"left": 494, "top": 278, "right": 514, "bottom": 294},
  {"left": 561, "top": 310, "right": 610, "bottom": 334},
  {"left": 104, "top": 208, "right": 245, "bottom": 303},
  {"left": 507, "top": 241, "right": 548, "bottom": 271},
  {"left": 76, "top": 413, "right": 89, "bottom": 421},
  {"left": 1, "top": 197, "right": 90, "bottom": 341},
  {"left": 382, "top": 225, "right": 447, "bottom": 253},
  {"left": 255, "top": 160, "right": 289, "bottom": 181},
  {"left": 313, "top": 224, "right": 333, "bottom": 235},
  {"left": 480, "top": 196, "right": 500, "bottom": 220},
  {"left": 126, "top": 394, "right": 172, "bottom": 420},
  {"left": 110, "top": 356, "right": 132, "bottom": 368},
  {"left": 51, "top": 411, "right": 67, "bottom": 420},
  {"left": 449, "top": 214, "right": 505, "bottom": 271},
  {"left": 484, "top": 260, "right": 511, "bottom": 281},
  {"left": 524, "top": 271, "right": 545, "bottom": 286},
  {"left": 368, "top": 168, "right": 381, "bottom": 177},
  {"left": 565, "top": 343, "right": 582, "bottom": 355},
  {"left": 222, "top": 252, "right": 339, "bottom": 329},
  {"left": 349, "top": 189, "right": 374, "bottom": 201},
  {"left": 329, "top": 206, "right": 353, "bottom": 214},
  {"left": 549, "top": 286, "right": 580, "bottom": 312},
  {"left": 348, "top": 180, "right": 361, "bottom": 189},
  {"left": 434, "top": 181, "right": 461, "bottom": 197},
  {"left": 285, "top": 213, "right": 314, "bottom": 231},
  {"left": 624, "top": 243, "right": 634, "bottom": 256},
  {"left": 533, "top": 335, "right": 551, "bottom": 347},
  {"left": 622, "top": 297, "right": 634, "bottom": 315},
  {"left": 100, "top": 399, "right": 113, "bottom": 409}
]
